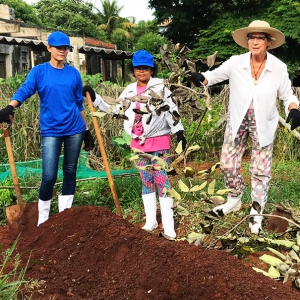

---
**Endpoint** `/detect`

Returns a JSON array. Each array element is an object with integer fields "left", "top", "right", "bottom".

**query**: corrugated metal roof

[
  {"left": 0, "top": 35, "right": 47, "bottom": 46},
  {"left": 0, "top": 35, "right": 133, "bottom": 59},
  {"left": 80, "top": 45, "right": 133, "bottom": 59}
]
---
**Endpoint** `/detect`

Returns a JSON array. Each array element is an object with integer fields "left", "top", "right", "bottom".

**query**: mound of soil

[{"left": 1, "top": 204, "right": 299, "bottom": 300}]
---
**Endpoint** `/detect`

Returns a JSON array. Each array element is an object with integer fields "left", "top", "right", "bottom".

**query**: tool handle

[
  {"left": 86, "top": 92, "right": 123, "bottom": 217},
  {"left": 3, "top": 127, "right": 25, "bottom": 211}
]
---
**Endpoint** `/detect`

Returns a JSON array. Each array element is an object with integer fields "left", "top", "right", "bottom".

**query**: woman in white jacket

[
  {"left": 191, "top": 20, "right": 300, "bottom": 234},
  {"left": 83, "top": 50, "right": 186, "bottom": 238}
]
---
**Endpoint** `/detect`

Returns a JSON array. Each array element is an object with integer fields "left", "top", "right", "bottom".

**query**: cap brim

[
  {"left": 132, "top": 63, "right": 153, "bottom": 67},
  {"left": 49, "top": 43, "right": 73, "bottom": 48},
  {"left": 232, "top": 27, "right": 285, "bottom": 50}
]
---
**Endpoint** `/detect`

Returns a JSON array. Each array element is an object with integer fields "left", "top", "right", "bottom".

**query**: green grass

[
  {"left": 1, "top": 157, "right": 300, "bottom": 295},
  {"left": 0, "top": 236, "right": 40, "bottom": 299}
]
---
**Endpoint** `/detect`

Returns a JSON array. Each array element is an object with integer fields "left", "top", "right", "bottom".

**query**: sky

[{"left": 23, "top": 0, "right": 155, "bottom": 23}]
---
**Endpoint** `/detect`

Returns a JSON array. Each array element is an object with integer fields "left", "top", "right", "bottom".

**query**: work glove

[
  {"left": 191, "top": 72, "right": 205, "bottom": 87},
  {"left": 286, "top": 108, "right": 300, "bottom": 130},
  {"left": 176, "top": 130, "right": 187, "bottom": 151},
  {"left": 0, "top": 105, "right": 14, "bottom": 124},
  {"left": 83, "top": 129, "right": 95, "bottom": 151},
  {"left": 82, "top": 86, "right": 96, "bottom": 102}
]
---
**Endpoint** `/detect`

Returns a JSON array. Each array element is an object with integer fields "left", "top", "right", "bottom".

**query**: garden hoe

[{"left": 0, "top": 117, "right": 26, "bottom": 234}]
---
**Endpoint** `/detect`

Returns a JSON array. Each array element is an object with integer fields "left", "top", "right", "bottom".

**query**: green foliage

[
  {"left": 73, "top": 175, "right": 142, "bottom": 213},
  {"left": 81, "top": 73, "right": 103, "bottom": 88},
  {"left": 153, "top": 53, "right": 172, "bottom": 79},
  {"left": 0, "top": 183, "right": 13, "bottom": 225},
  {"left": 0, "top": 186, "right": 12, "bottom": 207},
  {"left": 182, "top": 104, "right": 225, "bottom": 161},
  {"left": 148, "top": 0, "right": 273, "bottom": 46},
  {"left": 94, "top": 0, "right": 135, "bottom": 44},
  {"left": 5, "top": 73, "right": 26, "bottom": 90},
  {"left": 112, "top": 130, "right": 132, "bottom": 169},
  {"left": 268, "top": 160, "right": 300, "bottom": 207},
  {"left": 0, "top": 236, "right": 36, "bottom": 299},
  {"left": 0, "top": 0, "right": 42, "bottom": 26},
  {"left": 188, "top": 1, "right": 300, "bottom": 77},
  {"left": 135, "top": 32, "right": 169, "bottom": 54},
  {"left": 260, "top": 0, "right": 300, "bottom": 77},
  {"left": 33, "top": 0, "right": 101, "bottom": 37}
]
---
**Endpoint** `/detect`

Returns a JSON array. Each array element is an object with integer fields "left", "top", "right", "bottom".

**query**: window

[
  {"left": 21, "top": 51, "right": 29, "bottom": 73},
  {"left": 0, "top": 54, "right": 6, "bottom": 78}
]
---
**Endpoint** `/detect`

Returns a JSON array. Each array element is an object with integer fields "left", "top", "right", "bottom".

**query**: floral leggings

[
  {"left": 136, "top": 150, "right": 171, "bottom": 197},
  {"left": 220, "top": 108, "right": 273, "bottom": 210}
]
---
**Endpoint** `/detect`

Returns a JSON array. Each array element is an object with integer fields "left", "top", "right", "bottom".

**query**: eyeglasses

[
  {"left": 53, "top": 46, "right": 70, "bottom": 51},
  {"left": 134, "top": 66, "right": 151, "bottom": 72},
  {"left": 247, "top": 35, "right": 268, "bottom": 43}
]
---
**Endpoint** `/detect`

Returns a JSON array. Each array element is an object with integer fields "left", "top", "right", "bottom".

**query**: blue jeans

[{"left": 39, "top": 131, "right": 85, "bottom": 200}]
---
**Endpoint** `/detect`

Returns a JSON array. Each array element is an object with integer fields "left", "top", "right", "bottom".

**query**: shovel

[{"left": 0, "top": 117, "right": 25, "bottom": 227}]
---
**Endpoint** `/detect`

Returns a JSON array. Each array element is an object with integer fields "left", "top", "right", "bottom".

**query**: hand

[
  {"left": 82, "top": 86, "right": 96, "bottom": 102},
  {"left": 83, "top": 129, "right": 95, "bottom": 151},
  {"left": 0, "top": 105, "right": 14, "bottom": 124},
  {"left": 286, "top": 108, "right": 300, "bottom": 130},
  {"left": 176, "top": 130, "right": 187, "bottom": 150},
  {"left": 191, "top": 72, "right": 205, "bottom": 87}
]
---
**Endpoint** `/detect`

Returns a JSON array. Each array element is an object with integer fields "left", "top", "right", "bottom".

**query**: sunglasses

[{"left": 53, "top": 46, "right": 71, "bottom": 51}]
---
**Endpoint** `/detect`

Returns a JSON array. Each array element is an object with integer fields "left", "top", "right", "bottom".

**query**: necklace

[{"left": 251, "top": 55, "right": 266, "bottom": 85}]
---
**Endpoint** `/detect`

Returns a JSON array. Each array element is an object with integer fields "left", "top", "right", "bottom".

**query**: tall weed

[{"left": 0, "top": 236, "right": 39, "bottom": 299}]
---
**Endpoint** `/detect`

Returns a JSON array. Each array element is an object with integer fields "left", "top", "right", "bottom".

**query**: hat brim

[{"left": 232, "top": 26, "right": 285, "bottom": 50}]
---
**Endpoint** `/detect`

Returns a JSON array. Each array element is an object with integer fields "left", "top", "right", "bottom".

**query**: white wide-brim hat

[{"left": 232, "top": 20, "right": 285, "bottom": 50}]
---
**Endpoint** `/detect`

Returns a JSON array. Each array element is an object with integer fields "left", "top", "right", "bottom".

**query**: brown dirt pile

[{"left": 1, "top": 205, "right": 299, "bottom": 299}]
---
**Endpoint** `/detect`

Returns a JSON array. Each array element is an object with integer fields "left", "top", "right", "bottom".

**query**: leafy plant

[
  {"left": 5, "top": 73, "right": 26, "bottom": 90},
  {"left": 252, "top": 233, "right": 300, "bottom": 290},
  {"left": 81, "top": 73, "right": 103, "bottom": 88},
  {"left": 112, "top": 130, "right": 132, "bottom": 168}
]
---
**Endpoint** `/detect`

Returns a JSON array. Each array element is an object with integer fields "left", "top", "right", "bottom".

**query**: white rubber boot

[
  {"left": 249, "top": 204, "right": 263, "bottom": 234},
  {"left": 213, "top": 194, "right": 242, "bottom": 217},
  {"left": 159, "top": 197, "right": 176, "bottom": 238},
  {"left": 142, "top": 192, "right": 158, "bottom": 230},
  {"left": 37, "top": 199, "right": 51, "bottom": 226},
  {"left": 58, "top": 195, "right": 74, "bottom": 212}
]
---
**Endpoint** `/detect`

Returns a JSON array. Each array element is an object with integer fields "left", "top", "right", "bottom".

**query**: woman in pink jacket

[{"left": 83, "top": 50, "right": 186, "bottom": 239}]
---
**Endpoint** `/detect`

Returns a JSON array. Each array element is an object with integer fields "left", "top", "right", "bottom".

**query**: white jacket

[
  {"left": 203, "top": 51, "right": 299, "bottom": 147},
  {"left": 93, "top": 77, "right": 184, "bottom": 143}
]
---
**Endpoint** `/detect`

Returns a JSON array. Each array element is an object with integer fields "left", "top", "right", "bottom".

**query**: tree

[
  {"left": 134, "top": 32, "right": 169, "bottom": 54},
  {"left": 0, "top": 0, "right": 42, "bottom": 25},
  {"left": 148, "top": 0, "right": 274, "bottom": 46},
  {"left": 189, "top": 0, "right": 300, "bottom": 77},
  {"left": 33, "top": 0, "right": 100, "bottom": 38},
  {"left": 94, "top": 0, "right": 136, "bottom": 45}
]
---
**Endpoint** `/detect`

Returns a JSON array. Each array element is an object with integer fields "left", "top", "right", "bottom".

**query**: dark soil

[{"left": 0, "top": 203, "right": 299, "bottom": 300}]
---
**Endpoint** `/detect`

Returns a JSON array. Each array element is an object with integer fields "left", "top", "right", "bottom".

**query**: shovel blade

[
  {"left": 6, "top": 204, "right": 22, "bottom": 223},
  {"left": 6, "top": 202, "right": 38, "bottom": 238},
  {"left": 6, "top": 204, "right": 23, "bottom": 238}
]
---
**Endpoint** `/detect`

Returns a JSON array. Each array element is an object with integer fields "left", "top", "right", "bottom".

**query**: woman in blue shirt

[{"left": 0, "top": 31, "right": 94, "bottom": 226}]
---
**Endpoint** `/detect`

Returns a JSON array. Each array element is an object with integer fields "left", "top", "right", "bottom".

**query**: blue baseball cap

[
  {"left": 132, "top": 50, "right": 154, "bottom": 67},
  {"left": 48, "top": 31, "right": 73, "bottom": 48}
]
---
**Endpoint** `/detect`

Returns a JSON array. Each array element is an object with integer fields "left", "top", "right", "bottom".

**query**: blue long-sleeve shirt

[{"left": 12, "top": 62, "right": 85, "bottom": 137}]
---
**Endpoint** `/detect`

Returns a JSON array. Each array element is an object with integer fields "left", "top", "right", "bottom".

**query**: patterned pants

[
  {"left": 220, "top": 108, "right": 273, "bottom": 210},
  {"left": 137, "top": 150, "right": 171, "bottom": 197}
]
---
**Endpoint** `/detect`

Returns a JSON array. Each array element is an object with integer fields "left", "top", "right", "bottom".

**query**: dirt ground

[{"left": 0, "top": 202, "right": 299, "bottom": 300}]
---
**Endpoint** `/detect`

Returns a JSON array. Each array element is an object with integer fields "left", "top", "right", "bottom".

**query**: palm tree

[{"left": 94, "top": 0, "right": 136, "bottom": 43}]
